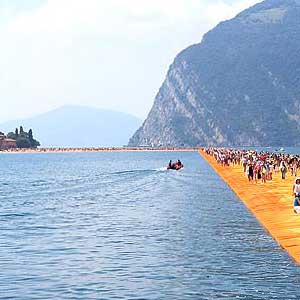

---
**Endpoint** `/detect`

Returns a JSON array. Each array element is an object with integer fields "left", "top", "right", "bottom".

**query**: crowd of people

[{"left": 203, "top": 147, "right": 300, "bottom": 214}]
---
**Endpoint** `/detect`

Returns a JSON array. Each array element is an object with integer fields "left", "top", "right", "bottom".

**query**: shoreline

[
  {"left": 199, "top": 150, "right": 300, "bottom": 265},
  {"left": 0, "top": 147, "right": 200, "bottom": 154}
]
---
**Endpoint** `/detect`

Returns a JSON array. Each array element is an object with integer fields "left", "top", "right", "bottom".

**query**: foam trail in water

[
  {"left": 155, "top": 167, "right": 168, "bottom": 171},
  {"left": 114, "top": 169, "right": 159, "bottom": 175}
]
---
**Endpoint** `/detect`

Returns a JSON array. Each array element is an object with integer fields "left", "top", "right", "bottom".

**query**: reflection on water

[{"left": 0, "top": 151, "right": 299, "bottom": 299}]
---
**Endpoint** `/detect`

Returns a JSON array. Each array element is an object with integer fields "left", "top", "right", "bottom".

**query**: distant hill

[
  {"left": 129, "top": 0, "right": 300, "bottom": 147},
  {"left": 0, "top": 106, "right": 142, "bottom": 147}
]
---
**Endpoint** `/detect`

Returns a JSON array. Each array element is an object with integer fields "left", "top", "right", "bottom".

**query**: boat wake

[
  {"left": 113, "top": 168, "right": 167, "bottom": 176},
  {"left": 155, "top": 167, "right": 168, "bottom": 171}
]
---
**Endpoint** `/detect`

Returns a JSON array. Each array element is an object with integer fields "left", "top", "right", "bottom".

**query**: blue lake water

[{"left": 0, "top": 151, "right": 299, "bottom": 299}]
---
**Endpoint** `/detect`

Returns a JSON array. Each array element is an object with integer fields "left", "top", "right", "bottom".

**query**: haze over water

[{"left": 0, "top": 151, "right": 299, "bottom": 299}]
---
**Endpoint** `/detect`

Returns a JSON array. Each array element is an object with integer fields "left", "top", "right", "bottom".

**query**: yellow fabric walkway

[{"left": 199, "top": 150, "right": 300, "bottom": 265}]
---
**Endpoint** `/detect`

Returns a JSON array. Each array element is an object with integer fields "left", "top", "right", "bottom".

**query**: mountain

[
  {"left": 129, "top": 0, "right": 300, "bottom": 147},
  {"left": 0, "top": 106, "right": 142, "bottom": 147}
]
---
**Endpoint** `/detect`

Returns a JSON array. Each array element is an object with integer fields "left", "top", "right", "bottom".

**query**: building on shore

[{"left": 0, "top": 133, "right": 17, "bottom": 149}]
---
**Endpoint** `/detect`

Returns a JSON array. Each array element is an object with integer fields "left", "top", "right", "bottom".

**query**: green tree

[
  {"left": 7, "top": 132, "right": 16, "bottom": 139},
  {"left": 31, "top": 139, "right": 40, "bottom": 148},
  {"left": 19, "top": 126, "right": 24, "bottom": 136},
  {"left": 28, "top": 129, "right": 40, "bottom": 148},
  {"left": 16, "top": 137, "right": 31, "bottom": 148},
  {"left": 28, "top": 129, "right": 33, "bottom": 141},
  {"left": 7, "top": 126, "right": 40, "bottom": 148}
]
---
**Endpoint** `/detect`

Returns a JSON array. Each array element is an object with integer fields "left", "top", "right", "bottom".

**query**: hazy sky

[{"left": 0, "top": 0, "right": 260, "bottom": 122}]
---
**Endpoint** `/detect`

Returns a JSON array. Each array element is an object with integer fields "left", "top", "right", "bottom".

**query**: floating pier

[{"left": 200, "top": 150, "right": 300, "bottom": 264}]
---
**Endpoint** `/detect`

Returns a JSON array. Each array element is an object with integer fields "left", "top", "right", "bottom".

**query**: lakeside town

[{"left": 0, "top": 127, "right": 40, "bottom": 150}]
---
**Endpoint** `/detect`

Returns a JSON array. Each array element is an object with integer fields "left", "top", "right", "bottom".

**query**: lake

[{"left": 0, "top": 151, "right": 299, "bottom": 299}]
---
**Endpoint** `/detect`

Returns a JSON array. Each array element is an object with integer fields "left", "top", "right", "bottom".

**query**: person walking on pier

[
  {"left": 291, "top": 158, "right": 298, "bottom": 177},
  {"left": 280, "top": 161, "right": 287, "bottom": 179},
  {"left": 269, "top": 163, "right": 274, "bottom": 181},
  {"left": 293, "top": 178, "right": 300, "bottom": 214},
  {"left": 242, "top": 156, "right": 247, "bottom": 172},
  {"left": 247, "top": 162, "right": 254, "bottom": 182},
  {"left": 294, "top": 198, "right": 300, "bottom": 214},
  {"left": 261, "top": 164, "right": 267, "bottom": 184}
]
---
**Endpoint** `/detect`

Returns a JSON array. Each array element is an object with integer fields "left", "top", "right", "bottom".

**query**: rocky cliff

[{"left": 129, "top": 0, "right": 300, "bottom": 147}]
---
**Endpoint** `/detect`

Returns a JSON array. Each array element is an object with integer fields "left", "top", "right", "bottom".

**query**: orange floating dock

[{"left": 199, "top": 150, "right": 300, "bottom": 265}]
